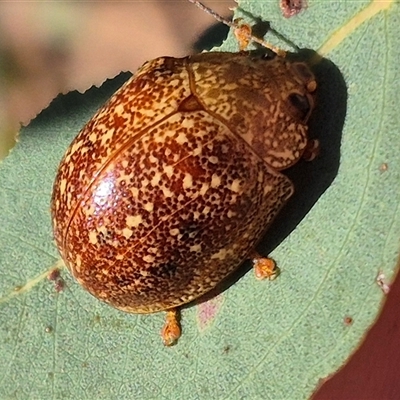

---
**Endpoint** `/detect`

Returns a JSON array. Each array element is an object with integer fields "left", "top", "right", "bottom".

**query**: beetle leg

[
  {"left": 251, "top": 252, "right": 281, "bottom": 281},
  {"left": 302, "top": 139, "right": 320, "bottom": 161},
  {"left": 161, "top": 309, "right": 181, "bottom": 346},
  {"left": 233, "top": 19, "right": 252, "bottom": 51}
]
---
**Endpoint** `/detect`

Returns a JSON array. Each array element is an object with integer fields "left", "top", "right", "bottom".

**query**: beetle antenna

[{"left": 187, "top": 0, "right": 286, "bottom": 56}]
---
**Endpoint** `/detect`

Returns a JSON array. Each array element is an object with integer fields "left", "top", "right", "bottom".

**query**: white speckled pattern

[{"left": 51, "top": 52, "right": 317, "bottom": 313}]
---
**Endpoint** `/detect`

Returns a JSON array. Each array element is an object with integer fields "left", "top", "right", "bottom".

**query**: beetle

[{"left": 51, "top": 5, "right": 318, "bottom": 346}]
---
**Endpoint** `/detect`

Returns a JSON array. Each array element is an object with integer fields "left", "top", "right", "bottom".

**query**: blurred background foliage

[{"left": 0, "top": 0, "right": 233, "bottom": 160}]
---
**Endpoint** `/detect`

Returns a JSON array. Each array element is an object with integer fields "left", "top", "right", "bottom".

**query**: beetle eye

[
  {"left": 261, "top": 50, "right": 277, "bottom": 60},
  {"left": 288, "top": 93, "right": 311, "bottom": 121}
]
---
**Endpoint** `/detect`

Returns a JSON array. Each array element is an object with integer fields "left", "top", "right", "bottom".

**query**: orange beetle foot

[
  {"left": 302, "top": 139, "right": 320, "bottom": 161},
  {"left": 233, "top": 19, "right": 252, "bottom": 51},
  {"left": 161, "top": 309, "right": 181, "bottom": 346},
  {"left": 251, "top": 253, "right": 280, "bottom": 281}
]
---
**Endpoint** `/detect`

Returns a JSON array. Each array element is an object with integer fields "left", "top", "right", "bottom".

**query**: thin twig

[{"left": 188, "top": 0, "right": 286, "bottom": 56}]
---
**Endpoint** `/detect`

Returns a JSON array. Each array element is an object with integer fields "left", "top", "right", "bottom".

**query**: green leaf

[{"left": 0, "top": 1, "right": 399, "bottom": 399}]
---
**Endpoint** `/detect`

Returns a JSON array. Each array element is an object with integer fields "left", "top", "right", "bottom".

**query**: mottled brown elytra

[{"left": 51, "top": 3, "right": 318, "bottom": 346}]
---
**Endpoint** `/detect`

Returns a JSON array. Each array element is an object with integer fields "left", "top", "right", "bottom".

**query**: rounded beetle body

[{"left": 51, "top": 52, "right": 317, "bottom": 314}]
